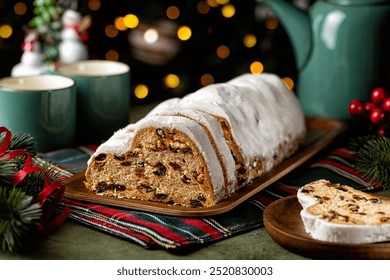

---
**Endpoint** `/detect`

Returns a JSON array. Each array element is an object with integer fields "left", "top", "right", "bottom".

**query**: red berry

[
  {"left": 382, "top": 97, "right": 390, "bottom": 112},
  {"left": 348, "top": 99, "right": 365, "bottom": 117},
  {"left": 370, "top": 108, "right": 385, "bottom": 124},
  {"left": 371, "top": 87, "right": 387, "bottom": 104},
  {"left": 377, "top": 125, "right": 390, "bottom": 137},
  {"left": 365, "top": 101, "right": 376, "bottom": 112}
]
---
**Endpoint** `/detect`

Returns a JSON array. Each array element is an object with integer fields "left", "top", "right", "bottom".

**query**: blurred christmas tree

[{"left": 0, "top": 0, "right": 313, "bottom": 105}]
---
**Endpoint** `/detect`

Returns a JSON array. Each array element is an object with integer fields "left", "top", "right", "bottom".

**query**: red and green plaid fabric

[{"left": 39, "top": 145, "right": 383, "bottom": 251}]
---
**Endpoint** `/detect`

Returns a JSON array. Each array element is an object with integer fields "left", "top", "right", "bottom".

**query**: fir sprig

[
  {"left": 5, "top": 131, "right": 37, "bottom": 156},
  {"left": 0, "top": 187, "right": 42, "bottom": 252},
  {"left": 349, "top": 136, "right": 390, "bottom": 189},
  {"left": 0, "top": 157, "right": 18, "bottom": 186}
]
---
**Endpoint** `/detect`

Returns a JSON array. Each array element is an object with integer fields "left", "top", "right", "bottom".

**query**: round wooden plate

[{"left": 263, "top": 195, "right": 390, "bottom": 259}]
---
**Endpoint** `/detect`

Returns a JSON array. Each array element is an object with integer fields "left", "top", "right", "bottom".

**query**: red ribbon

[{"left": 0, "top": 127, "right": 70, "bottom": 235}]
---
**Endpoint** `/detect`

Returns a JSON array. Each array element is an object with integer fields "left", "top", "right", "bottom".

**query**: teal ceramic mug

[
  {"left": 0, "top": 74, "right": 76, "bottom": 152},
  {"left": 55, "top": 60, "right": 130, "bottom": 144}
]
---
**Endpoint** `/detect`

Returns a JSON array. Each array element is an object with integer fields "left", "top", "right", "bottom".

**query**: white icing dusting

[{"left": 150, "top": 108, "right": 237, "bottom": 197}]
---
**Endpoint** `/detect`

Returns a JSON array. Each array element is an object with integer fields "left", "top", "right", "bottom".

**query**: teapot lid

[{"left": 328, "top": 0, "right": 390, "bottom": 4}]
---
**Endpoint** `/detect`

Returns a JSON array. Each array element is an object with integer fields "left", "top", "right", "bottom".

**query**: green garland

[
  {"left": 0, "top": 187, "right": 42, "bottom": 252},
  {"left": 0, "top": 129, "right": 61, "bottom": 252},
  {"left": 349, "top": 136, "right": 390, "bottom": 189}
]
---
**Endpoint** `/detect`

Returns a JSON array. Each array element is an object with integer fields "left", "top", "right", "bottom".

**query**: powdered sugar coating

[{"left": 147, "top": 73, "right": 306, "bottom": 180}]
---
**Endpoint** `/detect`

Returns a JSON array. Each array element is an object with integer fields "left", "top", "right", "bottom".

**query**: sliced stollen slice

[
  {"left": 147, "top": 95, "right": 247, "bottom": 188},
  {"left": 148, "top": 108, "right": 237, "bottom": 198},
  {"left": 85, "top": 115, "right": 225, "bottom": 207},
  {"left": 297, "top": 179, "right": 390, "bottom": 244}
]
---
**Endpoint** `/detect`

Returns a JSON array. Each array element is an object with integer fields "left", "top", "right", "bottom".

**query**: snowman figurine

[
  {"left": 58, "top": 9, "right": 89, "bottom": 64},
  {"left": 11, "top": 29, "right": 46, "bottom": 76}
]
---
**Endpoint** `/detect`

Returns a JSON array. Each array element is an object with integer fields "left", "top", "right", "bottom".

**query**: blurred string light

[
  {"left": 250, "top": 61, "right": 264, "bottom": 74},
  {"left": 0, "top": 25, "right": 13, "bottom": 39},
  {"left": 265, "top": 18, "right": 278, "bottom": 30},
  {"left": 177, "top": 25, "right": 192, "bottom": 41},
  {"left": 105, "top": 24, "right": 118, "bottom": 38},
  {"left": 164, "top": 74, "right": 180, "bottom": 89},
  {"left": 216, "top": 45, "right": 230, "bottom": 59},
  {"left": 88, "top": 0, "right": 101, "bottom": 11},
  {"left": 197, "top": 1, "right": 210, "bottom": 14},
  {"left": 221, "top": 4, "right": 235, "bottom": 18},
  {"left": 124, "top": 14, "right": 139, "bottom": 28},
  {"left": 243, "top": 34, "right": 257, "bottom": 48},
  {"left": 106, "top": 49, "right": 119, "bottom": 61},
  {"left": 200, "top": 74, "right": 214, "bottom": 86},
  {"left": 216, "top": 0, "right": 230, "bottom": 4},
  {"left": 166, "top": 6, "right": 180, "bottom": 20},
  {"left": 206, "top": 0, "right": 219, "bottom": 8},
  {"left": 282, "top": 77, "right": 295, "bottom": 90},
  {"left": 134, "top": 84, "right": 149, "bottom": 99},
  {"left": 114, "top": 16, "right": 127, "bottom": 31},
  {"left": 14, "top": 2, "right": 27, "bottom": 16}
]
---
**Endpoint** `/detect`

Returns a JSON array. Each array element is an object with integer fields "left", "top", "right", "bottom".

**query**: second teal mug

[{"left": 56, "top": 60, "right": 131, "bottom": 144}]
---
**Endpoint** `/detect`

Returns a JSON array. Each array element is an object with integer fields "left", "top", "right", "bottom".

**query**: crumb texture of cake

[
  {"left": 85, "top": 73, "right": 306, "bottom": 208},
  {"left": 297, "top": 179, "right": 390, "bottom": 244}
]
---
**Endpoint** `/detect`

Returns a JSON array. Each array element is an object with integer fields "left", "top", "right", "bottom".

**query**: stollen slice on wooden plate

[{"left": 263, "top": 194, "right": 390, "bottom": 259}]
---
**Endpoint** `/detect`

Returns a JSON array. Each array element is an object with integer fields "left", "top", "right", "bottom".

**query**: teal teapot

[{"left": 259, "top": 0, "right": 390, "bottom": 120}]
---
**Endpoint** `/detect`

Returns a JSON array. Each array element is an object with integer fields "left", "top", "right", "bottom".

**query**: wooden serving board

[
  {"left": 64, "top": 117, "right": 346, "bottom": 217},
  {"left": 263, "top": 195, "right": 390, "bottom": 259}
]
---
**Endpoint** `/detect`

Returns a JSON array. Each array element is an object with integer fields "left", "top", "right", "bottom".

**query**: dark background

[{"left": 0, "top": 0, "right": 312, "bottom": 105}]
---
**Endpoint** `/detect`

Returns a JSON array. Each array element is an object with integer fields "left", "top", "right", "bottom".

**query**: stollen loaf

[{"left": 84, "top": 73, "right": 306, "bottom": 207}]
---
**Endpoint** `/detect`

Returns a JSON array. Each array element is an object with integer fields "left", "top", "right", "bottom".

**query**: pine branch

[
  {"left": 349, "top": 136, "right": 390, "bottom": 189},
  {"left": 0, "top": 157, "right": 17, "bottom": 185},
  {"left": 0, "top": 187, "right": 42, "bottom": 252},
  {"left": 8, "top": 131, "right": 37, "bottom": 156}
]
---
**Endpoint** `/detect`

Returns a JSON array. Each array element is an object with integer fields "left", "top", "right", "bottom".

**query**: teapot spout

[{"left": 259, "top": 0, "right": 311, "bottom": 69}]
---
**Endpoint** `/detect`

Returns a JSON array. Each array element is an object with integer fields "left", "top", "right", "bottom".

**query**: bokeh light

[
  {"left": 106, "top": 50, "right": 119, "bottom": 61},
  {"left": 221, "top": 4, "right": 235, "bottom": 18},
  {"left": 88, "top": 0, "right": 101, "bottom": 11},
  {"left": 124, "top": 14, "right": 139, "bottom": 29},
  {"left": 164, "top": 74, "right": 180, "bottom": 89},
  {"left": 166, "top": 6, "right": 180, "bottom": 20},
  {"left": 0, "top": 25, "right": 13, "bottom": 39},
  {"left": 216, "top": 0, "right": 230, "bottom": 4},
  {"left": 14, "top": 2, "right": 27, "bottom": 16},
  {"left": 282, "top": 77, "right": 295, "bottom": 90},
  {"left": 200, "top": 74, "right": 214, "bottom": 86},
  {"left": 216, "top": 45, "right": 230, "bottom": 59},
  {"left": 197, "top": 1, "right": 210, "bottom": 14},
  {"left": 134, "top": 84, "right": 149, "bottom": 99},
  {"left": 105, "top": 24, "right": 118, "bottom": 38},
  {"left": 206, "top": 0, "right": 219, "bottom": 8},
  {"left": 250, "top": 61, "right": 264, "bottom": 74},
  {"left": 177, "top": 26, "right": 192, "bottom": 41},
  {"left": 114, "top": 16, "right": 127, "bottom": 31},
  {"left": 265, "top": 18, "right": 279, "bottom": 30},
  {"left": 243, "top": 34, "right": 257, "bottom": 48}
]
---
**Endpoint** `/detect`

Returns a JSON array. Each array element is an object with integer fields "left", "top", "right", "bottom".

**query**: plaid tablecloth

[{"left": 40, "top": 145, "right": 382, "bottom": 251}]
